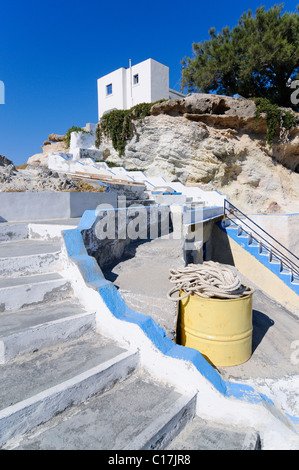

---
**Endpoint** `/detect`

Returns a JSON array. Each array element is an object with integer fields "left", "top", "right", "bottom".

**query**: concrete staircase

[{"left": 0, "top": 220, "right": 260, "bottom": 450}]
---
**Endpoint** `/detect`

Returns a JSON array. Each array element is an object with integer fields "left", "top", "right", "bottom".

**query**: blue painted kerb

[{"left": 61, "top": 209, "right": 298, "bottom": 418}]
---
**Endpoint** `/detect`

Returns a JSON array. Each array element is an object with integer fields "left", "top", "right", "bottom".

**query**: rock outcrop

[
  {"left": 0, "top": 155, "right": 17, "bottom": 184},
  {"left": 0, "top": 155, "right": 15, "bottom": 168},
  {"left": 0, "top": 164, "right": 80, "bottom": 192},
  {"left": 27, "top": 133, "right": 68, "bottom": 166},
  {"left": 98, "top": 94, "right": 299, "bottom": 214},
  {"left": 48, "top": 133, "right": 65, "bottom": 142}
]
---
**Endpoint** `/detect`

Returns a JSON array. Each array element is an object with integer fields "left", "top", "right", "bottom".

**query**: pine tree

[{"left": 181, "top": 4, "right": 299, "bottom": 109}]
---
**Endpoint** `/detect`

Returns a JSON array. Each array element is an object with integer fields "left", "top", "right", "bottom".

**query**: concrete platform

[
  {"left": 217, "top": 283, "right": 299, "bottom": 419},
  {"left": 102, "top": 237, "right": 185, "bottom": 340},
  {"left": 218, "top": 288, "right": 299, "bottom": 381}
]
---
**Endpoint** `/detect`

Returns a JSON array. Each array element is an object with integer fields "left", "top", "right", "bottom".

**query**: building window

[
  {"left": 133, "top": 74, "right": 139, "bottom": 85},
  {"left": 106, "top": 83, "right": 112, "bottom": 95}
]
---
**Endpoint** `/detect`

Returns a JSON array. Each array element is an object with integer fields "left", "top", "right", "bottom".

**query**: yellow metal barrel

[{"left": 178, "top": 291, "right": 253, "bottom": 367}]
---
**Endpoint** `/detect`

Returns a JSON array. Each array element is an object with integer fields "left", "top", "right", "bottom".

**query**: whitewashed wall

[
  {"left": 150, "top": 59, "right": 169, "bottom": 103},
  {"left": 97, "top": 67, "right": 127, "bottom": 118},
  {"left": 126, "top": 59, "right": 152, "bottom": 109},
  {"left": 169, "top": 89, "right": 186, "bottom": 99}
]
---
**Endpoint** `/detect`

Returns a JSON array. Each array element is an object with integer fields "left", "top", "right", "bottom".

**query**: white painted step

[
  {"left": 0, "top": 239, "right": 63, "bottom": 278},
  {"left": 0, "top": 272, "right": 72, "bottom": 312},
  {"left": 28, "top": 218, "right": 80, "bottom": 240},
  {"left": 4, "top": 370, "right": 196, "bottom": 450},
  {"left": 0, "top": 333, "right": 139, "bottom": 448},
  {"left": 0, "top": 222, "right": 29, "bottom": 242},
  {"left": 0, "top": 219, "right": 80, "bottom": 242},
  {"left": 0, "top": 299, "right": 96, "bottom": 363},
  {"left": 167, "top": 416, "right": 261, "bottom": 450}
]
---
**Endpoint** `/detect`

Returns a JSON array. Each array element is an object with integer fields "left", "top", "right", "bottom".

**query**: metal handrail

[
  {"left": 226, "top": 216, "right": 299, "bottom": 275},
  {"left": 224, "top": 200, "right": 299, "bottom": 276},
  {"left": 225, "top": 200, "right": 299, "bottom": 261}
]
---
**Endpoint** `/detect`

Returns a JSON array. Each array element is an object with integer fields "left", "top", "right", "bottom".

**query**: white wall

[
  {"left": 150, "top": 60, "right": 169, "bottom": 102},
  {"left": 169, "top": 89, "right": 186, "bottom": 99},
  {"left": 70, "top": 132, "right": 96, "bottom": 160},
  {"left": 97, "top": 67, "right": 127, "bottom": 118},
  {"left": 126, "top": 59, "right": 152, "bottom": 109},
  {"left": 0, "top": 192, "right": 117, "bottom": 222},
  {"left": 249, "top": 213, "right": 299, "bottom": 257}
]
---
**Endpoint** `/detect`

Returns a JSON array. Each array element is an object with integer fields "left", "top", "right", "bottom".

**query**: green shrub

[
  {"left": 130, "top": 102, "right": 157, "bottom": 120},
  {"left": 254, "top": 98, "right": 297, "bottom": 147},
  {"left": 64, "top": 126, "right": 91, "bottom": 148},
  {"left": 95, "top": 100, "right": 166, "bottom": 155}
]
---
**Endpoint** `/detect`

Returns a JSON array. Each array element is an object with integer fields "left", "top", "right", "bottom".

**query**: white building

[{"left": 97, "top": 58, "right": 185, "bottom": 119}]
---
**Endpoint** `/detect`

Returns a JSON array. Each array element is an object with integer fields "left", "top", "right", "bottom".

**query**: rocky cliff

[{"left": 99, "top": 94, "right": 299, "bottom": 214}]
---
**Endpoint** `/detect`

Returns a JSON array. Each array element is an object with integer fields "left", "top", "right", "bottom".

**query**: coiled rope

[{"left": 167, "top": 261, "right": 254, "bottom": 301}]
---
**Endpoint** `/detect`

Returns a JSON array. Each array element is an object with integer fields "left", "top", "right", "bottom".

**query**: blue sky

[{"left": 0, "top": 0, "right": 298, "bottom": 165}]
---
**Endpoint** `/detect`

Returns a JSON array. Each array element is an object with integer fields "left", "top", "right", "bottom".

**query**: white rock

[{"left": 99, "top": 114, "right": 299, "bottom": 214}]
